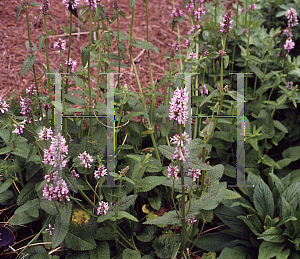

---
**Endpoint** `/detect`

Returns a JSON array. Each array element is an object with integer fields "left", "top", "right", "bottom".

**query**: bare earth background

[{"left": 0, "top": 0, "right": 236, "bottom": 108}]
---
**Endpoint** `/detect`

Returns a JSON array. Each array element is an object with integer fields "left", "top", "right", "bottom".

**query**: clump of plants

[{"left": 0, "top": 0, "right": 299, "bottom": 258}]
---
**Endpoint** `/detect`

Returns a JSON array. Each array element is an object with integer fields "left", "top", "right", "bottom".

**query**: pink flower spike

[{"left": 167, "top": 165, "right": 179, "bottom": 180}]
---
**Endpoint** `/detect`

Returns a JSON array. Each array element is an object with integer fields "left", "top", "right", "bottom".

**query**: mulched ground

[{"left": 0, "top": 0, "right": 237, "bottom": 108}]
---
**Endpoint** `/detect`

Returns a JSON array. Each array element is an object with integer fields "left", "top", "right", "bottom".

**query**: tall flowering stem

[
  {"left": 24, "top": 3, "right": 44, "bottom": 127},
  {"left": 129, "top": 4, "right": 160, "bottom": 163}
]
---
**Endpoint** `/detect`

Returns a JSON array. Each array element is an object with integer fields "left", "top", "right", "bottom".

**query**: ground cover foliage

[{"left": 0, "top": 0, "right": 300, "bottom": 258}]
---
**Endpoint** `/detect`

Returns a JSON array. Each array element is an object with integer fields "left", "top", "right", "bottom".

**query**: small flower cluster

[
  {"left": 53, "top": 38, "right": 66, "bottom": 50},
  {"left": 243, "top": 28, "right": 249, "bottom": 34},
  {"left": 284, "top": 38, "right": 295, "bottom": 53},
  {"left": 0, "top": 97, "right": 9, "bottom": 113},
  {"left": 185, "top": 39, "right": 191, "bottom": 47},
  {"left": 219, "top": 50, "right": 226, "bottom": 56},
  {"left": 42, "top": 133, "right": 68, "bottom": 170},
  {"left": 20, "top": 96, "right": 33, "bottom": 123},
  {"left": 187, "top": 24, "right": 201, "bottom": 35},
  {"left": 171, "top": 6, "right": 183, "bottom": 18},
  {"left": 172, "top": 42, "right": 180, "bottom": 51},
  {"left": 42, "top": 102, "right": 52, "bottom": 112},
  {"left": 188, "top": 52, "right": 197, "bottom": 59},
  {"left": 66, "top": 58, "right": 77, "bottom": 73},
  {"left": 26, "top": 84, "right": 36, "bottom": 96},
  {"left": 188, "top": 217, "right": 197, "bottom": 224},
  {"left": 12, "top": 120, "right": 26, "bottom": 135},
  {"left": 62, "top": 0, "right": 80, "bottom": 10},
  {"left": 249, "top": 4, "right": 257, "bottom": 11},
  {"left": 94, "top": 165, "right": 107, "bottom": 179},
  {"left": 38, "top": 126, "right": 53, "bottom": 141},
  {"left": 97, "top": 201, "right": 109, "bottom": 215},
  {"left": 282, "top": 29, "right": 293, "bottom": 38},
  {"left": 202, "top": 47, "right": 209, "bottom": 57},
  {"left": 78, "top": 151, "right": 93, "bottom": 168},
  {"left": 199, "top": 85, "right": 208, "bottom": 95},
  {"left": 240, "top": 8, "right": 246, "bottom": 14},
  {"left": 169, "top": 87, "right": 189, "bottom": 125},
  {"left": 174, "top": 145, "right": 190, "bottom": 163},
  {"left": 167, "top": 164, "right": 179, "bottom": 180},
  {"left": 112, "top": 0, "right": 118, "bottom": 10},
  {"left": 43, "top": 171, "right": 70, "bottom": 202},
  {"left": 287, "top": 7, "right": 298, "bottom": 28},
  {"left": 85, "top": 0, "right": 98, "bottom": 10},
  {"left": 40, "top": 0, "right": 50, "bottom": 14},
  {"left": 188, "top": 168, "right": 201, "bottom": 181},
  {"left": 220, "top": 10, "right": 233, "bottom": 34},
  {"left": 170, "top": 132, "right": 192, "bottom": 148},
  {"left": 71, "top": 169, "right": 80, "bottom": 178},
  {"left": 285, "top": 81, "right": 294, "bottom": 90},
  {"left": 45, "top": 224, "right": 54, "bottom": 235}
]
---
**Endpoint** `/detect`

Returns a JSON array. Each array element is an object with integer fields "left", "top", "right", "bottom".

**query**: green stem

[
  {"left": 128, "top": 5, "right": 160, "bottom": 163},
  {"left": 114, "top": 177, "right": 123, "bottom": 251}
]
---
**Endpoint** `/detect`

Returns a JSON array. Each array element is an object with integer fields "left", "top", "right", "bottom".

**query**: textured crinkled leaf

[
  {"left": 109, "top": 194, "right": 137, "bottom": 212},
  {"left": 136, "top": 176, "right": 166, "bottom": 193},
  {"left": 131, "top": 40, "right": 159, "bottom": 55},
  {"left": 153, "top": 233, "right": 181, "bottom": 259},
  {"left": 95, "top": 226, "right": 115, "bottom": 241},
  {"left": 57, "top": 200, "right": 72, "bottom": 229},
  {"left": 65, "top": 221, "right": 96, "bottom": 251},
  {"left": 136, "top": 225, "right": 157, "bottom": 242},
  {"left": 258, "top": 240, "right": 285, "bottom": 259},
  {"left": 223, "top": 189, "right": 241, "bottom": 199},
  {"left": 123, "top": 248, "right": 141, "bottom": 259},
  {"left": 40, "top": 198, "right": 58, "bottom": 215},
  {"left": 253, "top": 180, "right": 274, "bottom": 219},
  {"left": 52, "top": 216, "right": 69, "bottom": 248},
  {"left": 9, "top": 211, "right": 38, "bottom": 225},
  {"left": 257, "top": 227, "right": 286, "bottom": 242},
  {"left": 15, "top": 198, "right": 40, "bottom": 215},
  {"left": 21, "top": 55, "right": 36, "bottom": 76},
  {"left": 158, "top": 145, "right": 176, "bottom": 160},
  {"left": 282, "top": 146, "right": 300, "bottom": 162},
  {"left": 0, "top": 179, "right": 13, "bottom": 194},
  {"left": 17, "top": 181, "right": 36, "bottom": 206},
  {"left": 143, "top": 210, "right": 180, "bottom": 226},
  {"left": 89, "top": 241, "right": 110, "bottom": 259}
]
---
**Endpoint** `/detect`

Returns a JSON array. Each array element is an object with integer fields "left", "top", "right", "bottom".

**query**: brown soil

[{"left": 0, "top": 0, "right": 237, "bottom": 107}]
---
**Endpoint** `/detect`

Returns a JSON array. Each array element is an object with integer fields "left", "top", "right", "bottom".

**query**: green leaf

[
  {"left": 17, "top": 181, "right": 36, "bottom": 206},
  {"left": 224, "top": 55, "right": 229, "bottom": 69},
  {"left": 9, "top": 211, "right": 38, "bottom": 225},
  {"left": 273, "top": 120, "right": 288, "bottom": 133},
  {"left": 143, "top": 210, "right": 179, "bottom": 226},
  {"left": 136, "top": 225, "right": 157, "bottom": 242},
  {"left": 253, "top": 180, "right": 274, "bottom": 219},
  {"left": 89, "top": 241, "right": 110, "bottom": 259},
  {"left": 268, "top": 173, "right": 285, "bottom": 195},
  {"left": 117, "top": 41, "right": 126, "bottom": 60},
  {"left": 57, "top": 200, "right": 72, "bottom": 229},
  {"left": 136, "top": 176, "right": 166, "bottom": 193},
  {"left": 158, "top": 145, "right": 176, "bottom": 160},
  {"left": 16, "top": 5, "right": 23, "bottom": 21},
  {"left": 131, "top": 40, "right": 159, "bottom": 55},
  {"left": 276, "top": 248, "right": 291, "bottom": 259},
  {"left": 40, "top": 198, "right": 58, "bottom": 215},
  {"left": 65, "top": 170, "right": 78, "bottom": 193},
  {"left": 105, "top": 32, "right": 112, "bottom": 46},
  {"left": 109, "top": 194, "right": 138, "bottom": 212},
  {"left": 0, "top": 179, "right": 13, "bottom": 194},
  {"left": 95, "top": 227, "right": 115, "bottom": 241},
  {"left": 15, "top": 198, "right": 40, "bottom": 215},
  {"left": 65, "top": 221, "right": 96, "bottom": 251},
  {"left": 129, "top": 0, "right": 137, "bottom": 8},
  {"left": 121, "top": 111, "right": 145, "bottom": 122},
  {"left": 219, "top": 246, "right": 249, "bottom": 259},
  {"left": 0, "top": 190, "right": 14, "bottom": 203},
  {"left": 21, "top": 55, "right": 36, "bottom": 76},
  {"left": 123, "top": 248, "right": 141, "bottom": 259},
  {"left": 258, "top": 241, "right": 286, "bottom": 259},
  {"left": 0, "top": 146, "right": 13, "bottom": 155},
  {"left": 39, "top": 33, "right": 47, "bottom": 52},
  {"left": 223, "top": 189, "right": 241, "bottom": 199},
  {"left": 81, "top": 46, "right": 90, "bottom": 67},
  {"left": 117, "top": 211, "right": 138, "bottom": 222},
  {"left": 237, "top": 215, "right": 263, "bottom": 236},
  {"left": 152, "top": 233, "right": 181, "bottom": 259},
  {"left": 97, "top": 211, "right": 116, "bottom": 223},
  {"left": 258, "top": 227, "right": 286, "bottom": 242},
  {"left": 73, "top": 76, "right": 85, "bottom": 88},
  {"left": 281, "top": 181, "right": 300, "bottom": 210},
  {"left": 52, "top": 216, "right": 70, "bottom": 248},
  {"left": 148, "top": 196, "right": 161, "bottom": 210},
  {"left": 193, "top": 232, "right": 244, "bottom": 253},
  {"left": 64, "top": 93, "right": 87, "bottom": 106},
  {"left": 248, "top": 64, "right": 264, "bottom": 79},
  {"left": 282, "top": 146, "right": 300, "bottom": 162}
]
